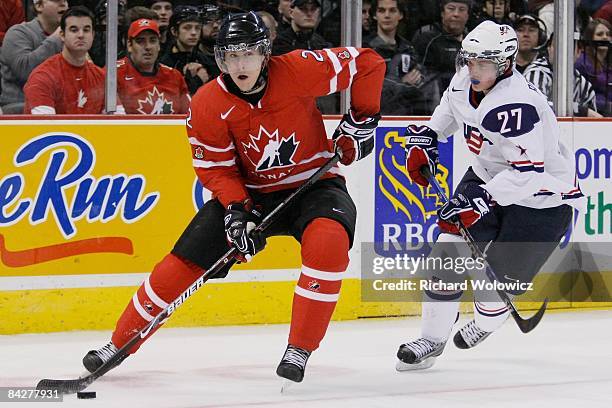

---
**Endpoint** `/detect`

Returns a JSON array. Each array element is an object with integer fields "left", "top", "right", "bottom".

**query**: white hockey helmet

[{"left": 457, "top": 20, "right": 518, "bottom": 77}]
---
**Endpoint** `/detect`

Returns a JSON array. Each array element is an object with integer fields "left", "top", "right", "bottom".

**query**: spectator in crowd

[
  {"left": 273, "top": 0, "right": 330, "bottom": 56},
  {"left": 524, "top": 33, "right": 601, "bottom": 117},
  {"left": 576, "top": 18, "right": 612, "bottom": 115},
  {"left": 117, "top": 18, "right": 189, "bottom": 114},
  {"left": 24, "top": 6, "right": 125, "bottom": 114},
  {"left": 514, "top": 14, "right": 546, "bottom": 73},
  {"left": 318, "top": 0, "right": 342, "bottom": 46},
  {"left": 146, "top": 0, "right": 173, "bottom": 56},
  {"left": 160, "top": 5, "right": 218, "bottom": 95},
  {"left": 257, "top": 10, "right": 278, "bottom": 42},
  {"left": 480, "top": 0, "right": 513, "bottom": 24},
  {"left": 368, "top": 0, "right": 438, "bottom": 115},
  {"left": 89, "top": 0, "right": 127, "bottom": 67},
  {"left": 362, "top": 0, "right": 373, "bottom": 38},
  {"left": 412, "top": 0, "right": 469, "bottom": 97},
  {"left": 0, "top": 0, "right": 25, "bottom": 98},
  {"left": 594, "top": 0, "right": 612, "bottom": 27},
  {"left": 277, "top": 0, "right": 293, "bottom": 32},
  {"left": 0, "top": 0, "right": 25, "bottom": 46},
  {"left": 198, "top": 3, "right": 224, "bottom": 58},
  {"left": 527, "top": 0, "right": 553, "bottom": 36},
  {"left": 365, "top": 0, "right": 412, "bottom": 66},
  {"left": 0, "top": 0, "right": 66, "bottom": 114}
]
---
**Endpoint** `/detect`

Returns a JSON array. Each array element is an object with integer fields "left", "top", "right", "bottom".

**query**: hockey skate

[
  {"left": 276, "top": 344, "right": 311, "bottom": 383},
  {"left": 82, "top": 341, "right": 127, "bottom": 373},
  {"left": 396, "top": 338, "right": 446, "bottom": 371},
  {"left": 453, "top": 320, "right": 492, "bottom": 349}
]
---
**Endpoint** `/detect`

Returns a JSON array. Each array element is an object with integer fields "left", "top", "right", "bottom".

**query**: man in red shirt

[
  {"left": 24, "top": 6, "right": 125, "bottom": 114},
  {"left": 117, "top": 18, "right": 190, "bottom": 114},
  {"left": 83, "top": 12, "right": 384, "bottom": 384}
]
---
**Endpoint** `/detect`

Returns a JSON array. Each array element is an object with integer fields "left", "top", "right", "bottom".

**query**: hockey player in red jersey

[
  {"left": 117, "top": 18, "right": 190, "bottom": 114},
  {"left": 83, "top": 12, "right": 385, "bottom": 383}
]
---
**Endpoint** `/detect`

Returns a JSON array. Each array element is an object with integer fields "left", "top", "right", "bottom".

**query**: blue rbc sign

[{"left": 374, "top": 126, "right": 454, "bottom": 255}]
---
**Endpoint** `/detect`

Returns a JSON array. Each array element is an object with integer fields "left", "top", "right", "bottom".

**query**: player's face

[
  {"left": 224, "top": 49, "right": 265, "bottom": 92},
  {"left": 375, "top": 0, "right": 403, "bottom": 34},
  {"left": 290, "top": 3, "right": 320, "bottom": 30},
  {"left": 151, "top": 1, "right": 173, "bottom": 28},
  {"left": 61, "top": 16, "right": 94, "bottom": 54},
  {"left": 441, "top": 2, "right": 469, "bottom": 35},
  {"left": 466, "top": 58, "right": 499, "bottom": 91},
  {"left": 516, "top": 23, "right": 539, "bottom": 52},
  {"left": 176, "top": 21, "right": 202, "bottom": 49},
  {"left": 36, "top": 0, "right": 68, "bottom": 25},
  {"left": 128, "top": 31, "right": 161, "bottom": 72}
]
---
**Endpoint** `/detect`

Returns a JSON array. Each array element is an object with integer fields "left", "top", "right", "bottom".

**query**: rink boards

[{"left": 0, "top": 116, "right": 610, "bottom": 334}]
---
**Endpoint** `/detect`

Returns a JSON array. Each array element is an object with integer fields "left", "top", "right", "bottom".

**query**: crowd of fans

[{"left": 0, "top": 0, "right": 610, "bottom": 116}]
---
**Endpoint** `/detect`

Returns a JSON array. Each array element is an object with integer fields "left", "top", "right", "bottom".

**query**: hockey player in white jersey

[{"left": 397, "top": 20, "right": 585, "bottom": 370}]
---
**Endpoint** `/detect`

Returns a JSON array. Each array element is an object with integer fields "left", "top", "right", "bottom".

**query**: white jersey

[{"left": 429, "top": 66, "right": 585, "bottom": 210}]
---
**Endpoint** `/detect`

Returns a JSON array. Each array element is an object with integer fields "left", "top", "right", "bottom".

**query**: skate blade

[
  {"left": 280, "top": 379, "right": 295, "bottom": 394},
  {"left": 395, "top": 357, "right": 436, "bottom": 372}
]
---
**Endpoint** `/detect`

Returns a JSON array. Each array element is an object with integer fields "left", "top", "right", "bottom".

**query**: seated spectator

[
  {"left": 118, "top": 18, "right": 189, "bottom": 114},
  {"left": 89, "top": 0, "right": 127, "bottom": 67},
  {"left": 160, "top": 5, "right": 218, "bottom": 95},
  {"left": 369, "top": 0, "right": 438, "bottom": 115},
  {"left": 0, "top": 0, "right": 25, "bottom": 46},
  {"left": 480, "top": 0, "right": 514, "bottom": 25},
  {"left": 273, "top": 0, "right": 330, "bottom": 56},
  {"left": 365, "top": 0, "right": 410, "bottom": 63},
  {"left": 514, "top": 14, "right": 547, "bottom": 73},
  {"left": 524, "top": 34, "right": 601, "bottom": 117},
  {"left": 146, "top": 0, "right": 173, "bottom": 56},
  {"left": 0, "top": 0, "right": 66, "bottom": 114},
  {"left": 198, "top": 3, "right": 224, "bottom": 58},
  {"left": 412, "top": 0, "right": 469, "bottom": 96},
  {"left": 362, "top": 0, "right": 373, "bottom": 38},
  {"left": 257, "top": 10, "right": 278, "bottom": 42},
  {"left": 24, "top": 6, "right": 125, "bottom": 114},
  {"left": 576, "top": 18, "right": 612, "bottom": 115},
  {"left": 0, "top": 0, "right": 25, "bottom": 96},
  {"left": 277, "top": 0, "right": 292, "bottom": 33}
]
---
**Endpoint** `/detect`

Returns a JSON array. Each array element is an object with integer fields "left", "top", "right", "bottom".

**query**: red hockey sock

[
  {"left": 289, "top": 218, "right": 349, "bottom": 351},
  {"left": 111, "top": 253, "right": 204, "bottom": 353}
]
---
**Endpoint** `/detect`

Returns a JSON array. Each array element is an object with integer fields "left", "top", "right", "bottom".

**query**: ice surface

[{"left": 2, "top": 310, "right": 611, "bottom": 407}]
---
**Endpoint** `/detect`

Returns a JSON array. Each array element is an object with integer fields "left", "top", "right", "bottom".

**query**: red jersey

[
  {"left": 24, "top": 53, "right": 106, "bottom": 114},
  {"left": 187, "top": 47, "right": 385, "bottom": 207},
  {"left": 117, "top": 57, "right": 190, "bottom": 114}
]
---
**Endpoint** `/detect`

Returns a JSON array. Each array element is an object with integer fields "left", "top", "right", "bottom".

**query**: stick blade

[
  {"left": 36, "top": 377, "right": 93, "bottom": 395},
  {"left": 515, "top": 298, "right": 548, "bottom": 333}
]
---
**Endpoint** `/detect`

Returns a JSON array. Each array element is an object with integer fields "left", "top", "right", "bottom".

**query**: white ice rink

[{"left": 2, "top": 309, "right": 611, "bottom": 408}]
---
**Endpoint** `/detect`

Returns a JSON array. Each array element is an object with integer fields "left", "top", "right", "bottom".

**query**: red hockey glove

[
  {"left": 437, "top": 184, "right": 493, "bottom": 234},
  {"left": 332, "top": 110, "right": 380, "bottom": 165},
  {"left": 224, "top": 200, "right": 267, "bottom": 262},
  {"left": 404, "top": 125, "right": 439, "bottom": 187}
]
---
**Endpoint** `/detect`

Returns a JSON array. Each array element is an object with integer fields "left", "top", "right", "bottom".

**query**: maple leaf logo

[
  {"left": 137, "top": 86, "right": 174, "bottom": 114},
  {"left": 241, "top": 125, "right": 300, "bottom": 171},
  {"left": 77, "top": 89, "right": 87, "bottom": 108}
]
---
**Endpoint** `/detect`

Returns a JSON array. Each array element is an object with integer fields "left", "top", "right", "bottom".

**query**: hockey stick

[
  {"left": 422, "top": 167, "right": 548, "bottom": 334},
  {"left": 36, "top": 152, "right": 341, "bottom": 394}
]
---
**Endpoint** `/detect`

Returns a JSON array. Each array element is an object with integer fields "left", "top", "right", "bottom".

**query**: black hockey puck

[{"left": 77, "top": 391, "right": 96, "bottom": 399}]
